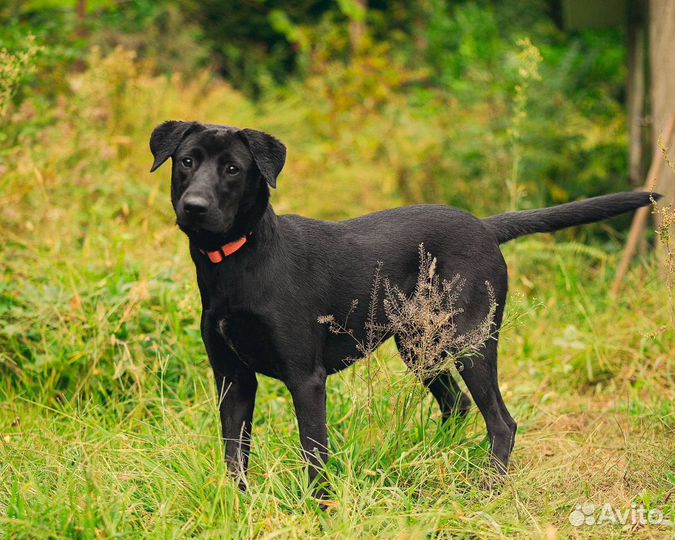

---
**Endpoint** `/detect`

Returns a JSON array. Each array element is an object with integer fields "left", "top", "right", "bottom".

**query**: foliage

[
  {"left": 0, "top": 35, "right": 41, "bottom": 125},
  {"left": 0, "top": 0, "right": 633, "bottom": 220}
]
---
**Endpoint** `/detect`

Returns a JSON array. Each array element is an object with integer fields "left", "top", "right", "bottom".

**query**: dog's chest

[{"left": 212, "top": 312, "right": 282, "bottom": 378}]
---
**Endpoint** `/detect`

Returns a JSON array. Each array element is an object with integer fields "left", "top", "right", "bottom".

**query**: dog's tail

[{"left": 484, "top": 191, "right": 660, "bottom": 244}]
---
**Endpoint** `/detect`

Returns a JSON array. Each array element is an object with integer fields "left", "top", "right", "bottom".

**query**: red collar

[{"left": 199, "top": 235, "right": 248, "bottom": 263}]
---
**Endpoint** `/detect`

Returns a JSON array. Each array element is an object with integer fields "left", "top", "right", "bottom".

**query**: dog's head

[{"left": 149, "top": 121, "right": 286, "bottom": 248}]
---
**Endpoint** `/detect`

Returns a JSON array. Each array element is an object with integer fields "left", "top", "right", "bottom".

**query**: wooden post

[
  {"left": 648, "top": 0, "right": 675, "bottom": 221},
  {"left": 611, "top": 114, "right": 675, "bottom": 296},
  {"left": 627, "top": 0, "right": 647, "bottom": 187}
]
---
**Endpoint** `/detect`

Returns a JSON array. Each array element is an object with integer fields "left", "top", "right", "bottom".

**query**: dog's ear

[
  {"left": 149, "top": 121, "right": 198, "bottom": 172},
  {"left": 238, "top": 129, "right": 286, "bottom": 188}
]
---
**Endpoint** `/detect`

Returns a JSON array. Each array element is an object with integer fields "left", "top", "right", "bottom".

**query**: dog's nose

[{"left": 183, "top": 196, "right": 210, "bottom": 217}]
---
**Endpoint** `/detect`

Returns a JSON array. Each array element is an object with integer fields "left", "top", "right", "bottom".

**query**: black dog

[{"left": 150, "top": 121, "right": 657, "bottom": 495}]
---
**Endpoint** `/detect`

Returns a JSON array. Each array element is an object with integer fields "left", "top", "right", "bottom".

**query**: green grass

[
  {"left": 2, "top": 255, "right": 674, "bottom": 539},
  {"left": 1, "top": 48, "right": 675, "bottom": 539}
]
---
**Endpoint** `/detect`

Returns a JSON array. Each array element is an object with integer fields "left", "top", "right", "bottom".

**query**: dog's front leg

[
  {"left": 202, "top": 314, "right": 257, "bottom": 490},
  {"left": 212, "top": 368, "right": 257, "bottom": 489},
  {"left": 287, "top": 371, "right": 329, "bottom": 499}
]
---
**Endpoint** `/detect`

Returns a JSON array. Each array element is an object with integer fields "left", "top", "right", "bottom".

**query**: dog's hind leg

[
  {"left": 458, "top": 337, "right": 517, "bottom": 472},
  {"left": 425, "top": 371, "right": 472, "bottom": 422},
  {"left": 395, "top": 336, "right": 472, "bottom": 423}
]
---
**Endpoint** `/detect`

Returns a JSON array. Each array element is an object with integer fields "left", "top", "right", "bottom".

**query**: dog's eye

[
  {"left": 181, "top": 157, "right": 193, "bottom": 168},
  {"left": 225, "top": 164, "right": 239, "bottom": 175}
]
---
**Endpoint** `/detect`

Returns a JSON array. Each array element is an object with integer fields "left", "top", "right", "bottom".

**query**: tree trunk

[
  {"left": 76, "top": 0, "right": 87, "bottom": 36},
  {"left": 648, "top": 0, "right": 675, "bottom": 206},
  {"left": 628, "top": 0, "right": 647, "bottom": 187},
  {"left": 349, "top": 0, "right": 367, "bottom": 51}
]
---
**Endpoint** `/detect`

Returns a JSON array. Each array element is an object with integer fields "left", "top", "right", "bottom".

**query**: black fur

[
  {"left": 237, "top": 128, "right": 286, "bottom": 188},
  {"left": 150, "top": 121, "right": 199, "bottom": 172},
  {"left": 149, "top": 121, "right": 657, "bottom": 497},
  {"left": 485, "top": 191, "right": 661, "bottom": 243}
]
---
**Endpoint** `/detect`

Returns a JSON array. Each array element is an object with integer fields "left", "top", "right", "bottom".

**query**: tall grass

[{"left": 1, "top": 46, "right": 674, "bottom": 539}]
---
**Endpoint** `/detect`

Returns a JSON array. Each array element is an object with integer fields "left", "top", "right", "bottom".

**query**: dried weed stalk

[
  {"left": 319, "top": 244, "right": 498, "bottom": 381},
  {"left": 654, "top": 134, "right": 675, "bottom": 327}
]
